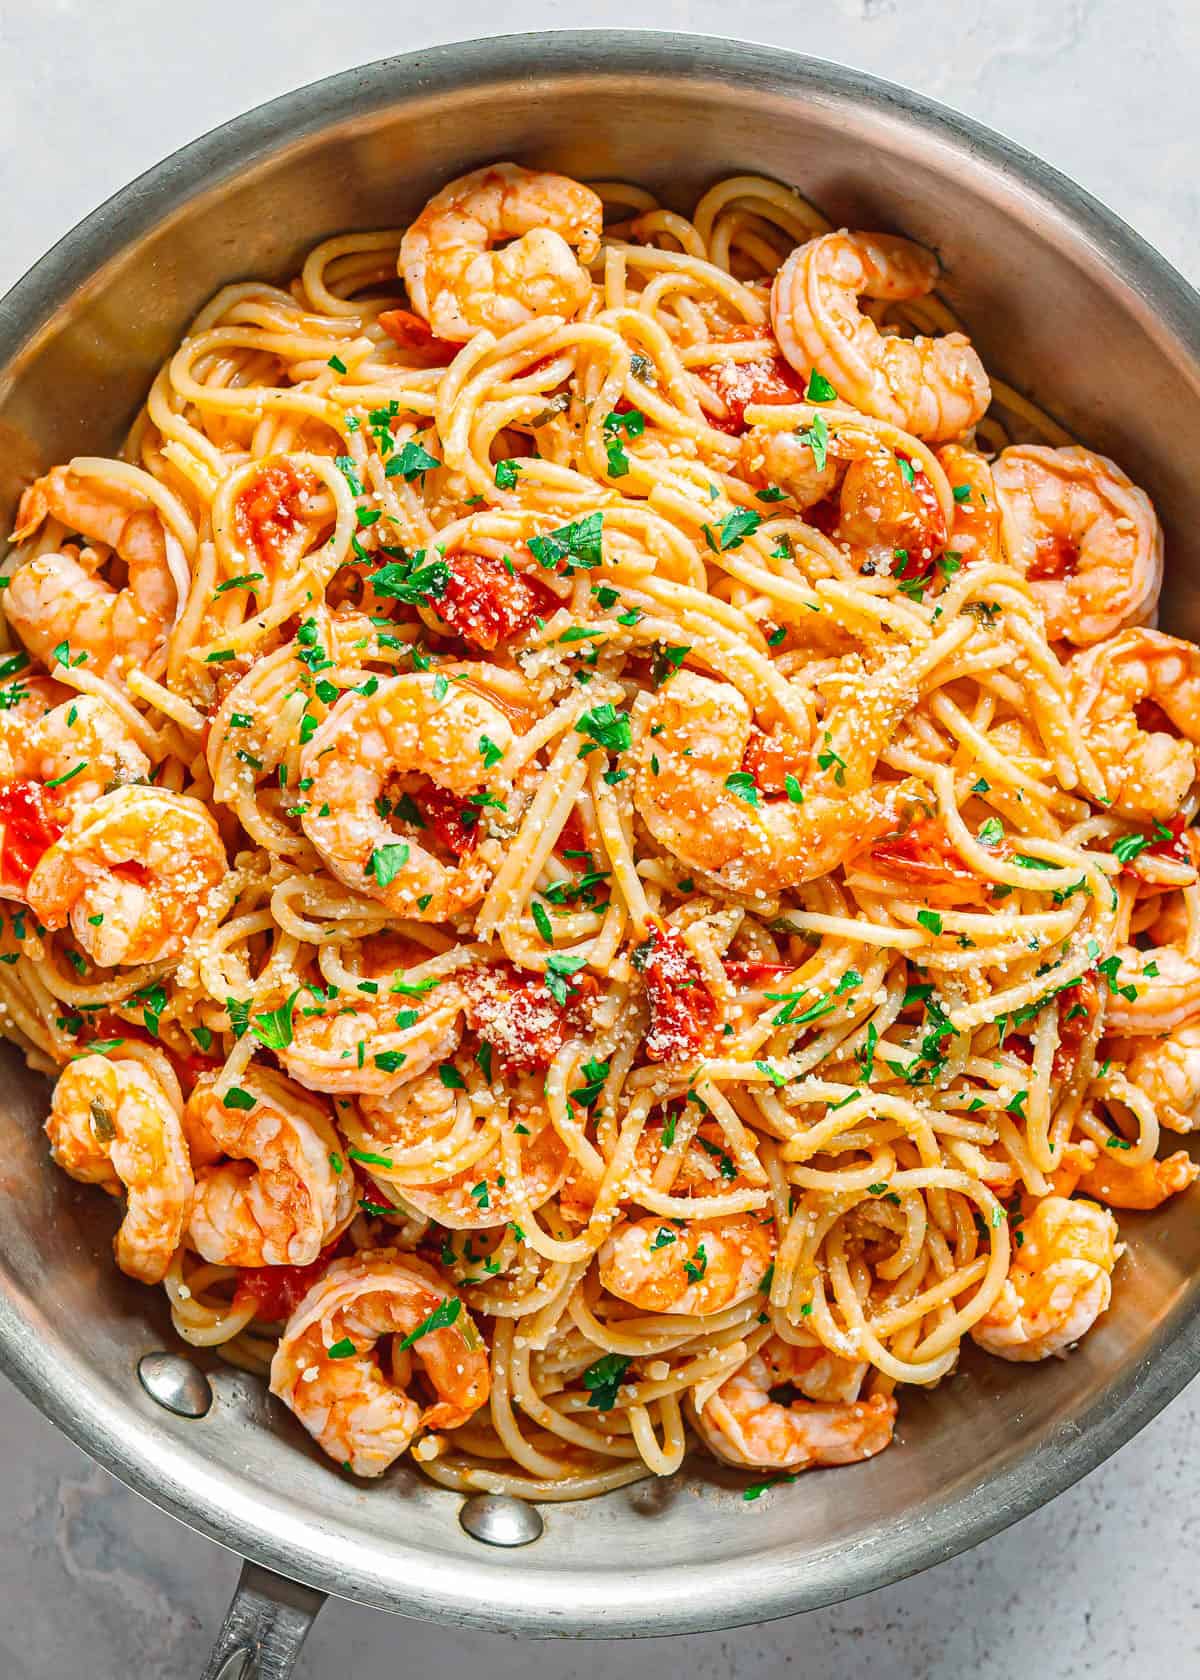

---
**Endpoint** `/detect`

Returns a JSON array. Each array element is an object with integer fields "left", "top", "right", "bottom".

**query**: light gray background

[{"left": 1, "top": 3, "right": 1197, "bottom": 1675}]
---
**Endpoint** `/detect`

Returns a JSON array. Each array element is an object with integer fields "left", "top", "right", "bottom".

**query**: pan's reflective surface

[{"left": 0, "top": 32, "right": 1197, "bottom": 1638}]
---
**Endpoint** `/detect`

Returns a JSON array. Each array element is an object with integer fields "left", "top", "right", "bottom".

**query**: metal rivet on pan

[
  {"left": 137, "top": 1351, "right": 213, "bottom": 1418},
  {"left": 459, "top": 1493, "right": 544, "bottom": 1546}
]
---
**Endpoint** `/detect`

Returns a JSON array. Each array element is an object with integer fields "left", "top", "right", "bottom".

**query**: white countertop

[{"left": 1, "top": 3, "right": 1197, "bottom": 1674}]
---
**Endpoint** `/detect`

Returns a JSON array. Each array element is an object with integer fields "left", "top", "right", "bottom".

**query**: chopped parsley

[
  {"left": 582, "top": 1352, "right": 630, "bottom": 1411},
  {"left": 368, "top": 843, "right": 410, "bottom": 888},
  {"left": 602, "top": 407, "right": 644, "bottom": 477},
  {"left": 766, "top": 969, "right": 861, "bottom": 1030},
  {"left": 251, "top": 991, "right": 299, "bottom": 1051},
  {"left": 396, "top": 1295, "right": 462, "bottom": 1351},
  {"left": 386, "top": 440, "right": 441, "bottom": 481},
  {"left": 804, "top": 369, "right": 838, "bottom": 402},
  {"left": 569, "top": 1058, "right": 609, "bottom": 1109},
  {"left": 797, "top": 412, "right": 829, "bottom": 472},
  {"left": 370, "top": 551, "right": 450, "bottom": 605},
  {"left": 334, "top": 455, "right": 364, "bottom": 496},
  {"left": 528, "top": 512, "right": 604, "bottom": 572},
  {"left": 348, "top": 1147, "right": 395, "bottom": 1169},
  {"left": 724, "top": 770, "right": 760, "bottom": 807},
  {"left": 1096, "top": 954, "right": 1138, "bottom": 1002},
  {"left": 575, "top": 702, "right": 631, "bottom": 755},
  {"left": 816, "top": 738, "right": 847, "bottom": 786},
  {"left": 702, "top": 508, "right": 762, "bottom": 553},
  {"left": 650, "top": 642, "right": 690, "bottom": 688},
  {"left": 743, "top": 1473, "right": 800, "bottom": 1502},
  {"left": 545, "top": 951, "right": 587, "bottom": 1005},
  {"left": 1112, "top": 832, "right": 1151, "bottom": 865}
]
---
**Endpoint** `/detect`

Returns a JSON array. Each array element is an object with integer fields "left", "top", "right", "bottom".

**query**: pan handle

[{"left": 200, "top": 1560, "right": 327, "bottom": 1680}]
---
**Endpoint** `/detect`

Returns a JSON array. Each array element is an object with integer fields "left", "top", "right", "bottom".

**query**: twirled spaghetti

[{"left": 1, "top": 161, "right": 1197, "bottom": 1502}]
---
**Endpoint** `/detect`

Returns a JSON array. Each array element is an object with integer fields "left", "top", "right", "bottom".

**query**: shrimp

[
  {"left": 46, "top": 1054, "right": 193, "bottom": 1284},
  {"left": 184, "top": 1069, "right": 354, "bottom": 1267},
  {"left": 280, "top": 974, "right": 467, "bottom": 1098},
  {"left": 970, "top": 1195, "right": 1117, "bottom": 1362},
  {"left": 1, "top": 692, "right": 150, "bottom": 804},
  {"left": 599, "top": 1120, "right": 774, "bottom": 1314},
  {"left": 26, "top": 785, "right": 226, "bottom": 967},
  {"left": 599, "top": 1213, "right": 772, "bottom": 1315},
  {"left": 0, "top": 682, "right": 67, "bottom": 899},
  {"left": 299, "top": 673, "right": 514, "bottom": 921},
  {"left": 0, "top": 690, "right": 150, "bottom": 901},
  {"left": 399, "top": 162, "right": 603, "bottom": 344},
  {"left": 764, "top": 1336, "right": 869, "bottom": 1405},
  {"left": 357, "top": 1068, "right": 568, "bottom": 1229},
  {"left": 631, "top": 667, "right": 903, "bottom": 895},
  {"left": 694, "top": 1346, "right": 897, "bottom": 1472},
  {"left": 1145, "top": 890, "right": 1191, "bottom": 948},
  {"left": 1075, "top": 1148, "right": 1198, "bottom": 1210},
  {"left": 1123, "top": 1021, "right": 1200, "bottom": 1129},
  {"left": 742, "top": 425, "right": 947, "bottom": 575},
  {"left": 1104, "top": 944, "right": 1200, "bottom": 1035},
  {"left": 834, "top": 445, "right": 947, "bottom": 575},
  {"left": 992, "top": 445, "right": 1163, "bottom": 645},
  {"left": 6, "top": 465, "right": 179, "bottom": 679},
  {"left": 1068, "top": 628, "right": 1200, "bottom": 820},
  {"left": 770, "top": 231, "right": 990, "bottom": 441},
  {"left": 936, "top": 443, "right": 1004, "bottom": 567},
  {"left": 0, "top": 675, "right": 69, "bottom": 752},
  {"left": 740, "top": 426, "right": 840, "bottom": 510},
  {"left": 269, "top": 1249, "right": 489, "bottom": 1477}
]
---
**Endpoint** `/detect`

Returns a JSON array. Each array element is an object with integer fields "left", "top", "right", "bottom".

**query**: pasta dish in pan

[{"left": 1, "top": 162, "right": 1195, "bottom": 1500}]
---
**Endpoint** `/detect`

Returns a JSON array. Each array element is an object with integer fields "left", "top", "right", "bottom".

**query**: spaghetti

[{"left": 1, "top": 162, "right": 1197, "bottom": 1501}]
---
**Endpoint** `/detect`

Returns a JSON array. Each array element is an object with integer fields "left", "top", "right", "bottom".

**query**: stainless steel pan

[{"left": 1, "top": 32, "right": 1198, "bottom": 1678}]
